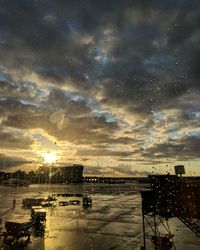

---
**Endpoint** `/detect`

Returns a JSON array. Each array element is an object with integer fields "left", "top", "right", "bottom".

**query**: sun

[{"left": 44, "top": 152, "right": 57, "bottom": 164}]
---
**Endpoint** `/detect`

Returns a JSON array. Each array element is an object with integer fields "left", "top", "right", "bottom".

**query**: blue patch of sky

[
  {"left": 70, "top": 94, "right": 83, "bottom": 102},
  {"left": 168, "top": 130, "right": 200, "bottom": 140},
  {"left": 0, "top": 73, "right": 40, "bottom": 100},
  {"left": 168, "top": 130, "right": 184, "bottom": 139},
  {"left": 153, "top": 111, "right": 165, "bottom": 123},
  {"left": 188, "top": 131, "right": 200, "bottom": 137},
  {"left": 185, "top": 107, "right": 200, "bottom": 119},
  {"left": 92, "top": 110, "right": 117, "bottom": 123},
  {"left": 94, "top": 48, "right": 112, "bottom": 66},
  {"left": 20, "top": 99, "right": 40, "bottom": 108},
  {"left": 0, "top": 72, "right": 7, "bottom": 81},
  {"left": 65, "top": 91, "right": 97, "bottom": 108},
  {"left": 143, "top": 56, "right": 174, "bottom": 70},
  {"left": 36, "top": 88, "right": 50, "bottom": 100},
  {"left": 22, "top": 81, "right": 37, "bottom": 90}
]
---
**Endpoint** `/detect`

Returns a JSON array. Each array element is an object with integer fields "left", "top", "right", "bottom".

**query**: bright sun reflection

[{"left": 44, "top": 152, "right": 57, "bottom": 164}]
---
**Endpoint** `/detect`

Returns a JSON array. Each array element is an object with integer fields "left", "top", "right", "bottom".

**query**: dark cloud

[
  {"left": 0, "top": 127, "right": 33, "bottom": 149},
  {"left": 0, "top": 0, "right": 199, "bottom": 99},
  {"left": 0, "top": 0, "right": 199, "bottom": 171},
  {"left": 76, "top": 148, "right": 134, "bottom": 157},
  {"left": 0, "top": 95, "right": 119, "bottom": 145},
  {"left": 167, "top": 1, "right": 200, "bottom": 49},
  {"left": 142, "top": 135, "right": 200, "bottom": 161},
  {"left": 47, "top": 87, "right": 92, "bottom": 116},
  {"left": 0, "top": 153, "right": 29, "bottom": 169},
  {"left": 0, "top": 78, "right": 38, "bottom": 101}
]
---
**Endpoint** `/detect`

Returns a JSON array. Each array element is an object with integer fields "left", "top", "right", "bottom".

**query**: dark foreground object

[
  {"left": 3, "top": 219, "right": 32, "bottom": 245},
  {"left": 141, "top": 175, "right": 200, "bottom": 249}
]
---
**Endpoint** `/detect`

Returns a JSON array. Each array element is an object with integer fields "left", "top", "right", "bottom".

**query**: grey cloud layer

[
  {"left": 143, "top": 136, "right": 200, "bottom": 161},
  {"left": 0, "top": 87, "right": 119, "bottom": 145},
  {"left": 0, "top": 153, "right": 29, "bottom": 169},
  {"left": 0, "top": 127, "right": 33, "bottom": 149},
  {"left": 0, "top": 0, "right": 200, "bottom": 165}
]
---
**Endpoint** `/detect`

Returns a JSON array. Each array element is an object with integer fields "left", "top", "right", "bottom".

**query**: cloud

[
  {"left": 0, "top": 153, "right": 30, "bottom": 169},
  {"left": 0, "top": 93, "right": 119, "bottom": 145},
  {"left": 0, "top": 127, "right": 33, "bottom": 149},
  {"left": 0, "top": 78, "right": 38, "bottom": 100},
  {"left": 0, "top": 0, "right": 199, "bottom": 173},
  {"left": 76, "top": 148, "right": 134, "bottom": 157},
  {"left": 142, "top": 135, "right": 200, "bottom": 161},
  {"left": 84, "top": 165, "right": 162, "bottom": 177}
]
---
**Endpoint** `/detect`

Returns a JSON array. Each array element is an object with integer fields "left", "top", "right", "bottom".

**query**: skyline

[{"left": 0, "top": 0, "right": 200, "bottom": 176}]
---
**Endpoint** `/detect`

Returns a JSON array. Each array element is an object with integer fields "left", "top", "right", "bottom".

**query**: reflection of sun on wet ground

[{"left": 0, "top": 184, "right": 200, "bottom": 250}]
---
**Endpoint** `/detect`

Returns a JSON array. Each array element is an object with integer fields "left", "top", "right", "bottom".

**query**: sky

[{"left": 0, "top": 0, "right": 200, "bottom": 176}]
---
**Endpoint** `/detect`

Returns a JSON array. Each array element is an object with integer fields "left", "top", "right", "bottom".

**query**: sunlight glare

[{"left": 44, "top": 152, "right": 57, "bottom": 164}]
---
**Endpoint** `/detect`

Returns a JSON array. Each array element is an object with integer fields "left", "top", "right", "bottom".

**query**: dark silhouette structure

[
  {"left": 30, "top": 164, "right": 84, "bottom": 183},
  {"left": 141, "top": 175, "right": 200, "bottom": 249},
  {"left": 51, "top": 165, "right": 84, "bottom": 183},
  {"left": 0, "top": 165, "right": 84, "bottom": 184}
]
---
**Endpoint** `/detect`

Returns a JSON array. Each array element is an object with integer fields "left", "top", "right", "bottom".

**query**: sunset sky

[{"left": 0, "top": 0, "right": 199, "bottom": 176}]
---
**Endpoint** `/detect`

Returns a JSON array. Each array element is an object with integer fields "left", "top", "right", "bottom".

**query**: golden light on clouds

[{"left": 0, "top": 0, "right": 200, "bottom": 176}]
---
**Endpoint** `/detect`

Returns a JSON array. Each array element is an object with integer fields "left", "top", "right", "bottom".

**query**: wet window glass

[{"left": 0, "top": 1, "right": 200, "bottom": 249}]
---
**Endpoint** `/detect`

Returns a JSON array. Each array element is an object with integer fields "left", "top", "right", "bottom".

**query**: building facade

[{"left": 51, "top": 165, "right": 84, "bottom": 183}]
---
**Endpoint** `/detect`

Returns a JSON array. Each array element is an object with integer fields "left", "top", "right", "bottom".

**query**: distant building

[
  {"left": 51, "top": 165, "right": 84, "bottom": 183},
  {"left": 38, "top": 164, "right": 84, "bottom": 183}
]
